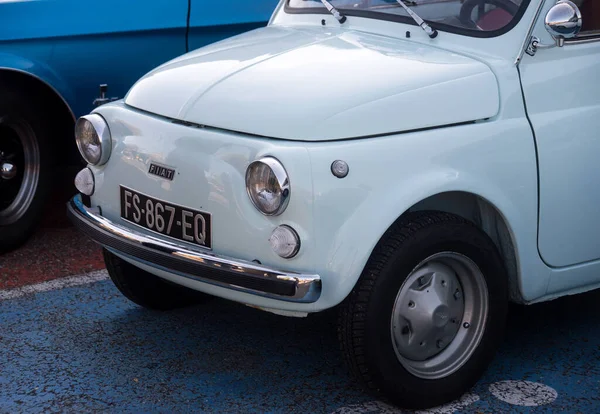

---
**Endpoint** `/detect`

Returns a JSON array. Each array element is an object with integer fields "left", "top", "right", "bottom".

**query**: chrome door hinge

[
  {"left": 525, "top": 36, "right": 540, "bottom": 56},
  {"left": 525, "top": 35, "right": 565, "bottom": 57}
]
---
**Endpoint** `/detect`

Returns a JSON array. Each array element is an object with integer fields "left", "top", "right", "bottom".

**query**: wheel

[
  {"left": 338, "top": 211, "right": 508, "bottom": 409},
  {"left": 103, "top": 248, "right": 212, "bottom": 310},
  {"left": 0, "top": 83, "right": 55, "bottom": 253}
]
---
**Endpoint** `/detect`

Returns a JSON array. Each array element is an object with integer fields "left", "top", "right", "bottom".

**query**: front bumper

[{"left": 67, "top": 194, "right": 321, "bottom": 303}]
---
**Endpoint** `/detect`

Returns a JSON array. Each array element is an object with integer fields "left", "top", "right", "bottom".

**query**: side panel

[
  {"left": 187, "top": 0, "right": 279, "bottom": 52},
  {"left": 308, "top": 117, "right": 545, "bottom": 304},
  {"left": 0, "top": 0, "right": 188, "bottom": 118},
  {"left": 303, "top": 63, "right": 552, "bottom": 306}
]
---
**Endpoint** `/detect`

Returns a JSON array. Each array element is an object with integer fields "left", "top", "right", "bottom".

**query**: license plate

[{"left": 120, "top": 186, "right": 212, "bottom": 249}]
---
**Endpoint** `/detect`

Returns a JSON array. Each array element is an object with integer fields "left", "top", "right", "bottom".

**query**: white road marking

[
  {"left": 0, "top": 270, "right": 109, "bottom": 301},
  {"left": 489, "top": 380, "right": 558, "bottom": 407},
  {"left": 330, "top": 393, "right": 480, "bottom": 413}
]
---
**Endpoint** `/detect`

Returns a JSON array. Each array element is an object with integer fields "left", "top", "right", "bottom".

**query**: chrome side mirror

[
  {"left": 545, "top": 0, "right": 582, "bottom": 39},
  {"left": 525, "top": 0, "right": 582, "bottom": 56}
]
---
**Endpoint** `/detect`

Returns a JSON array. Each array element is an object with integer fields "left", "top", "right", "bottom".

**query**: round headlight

[
  {"left": 75, "top": 114, "right": 111, "bottom": 166},
  {"left": 245, "top": 157, "right": 290, "bottom": 216}
]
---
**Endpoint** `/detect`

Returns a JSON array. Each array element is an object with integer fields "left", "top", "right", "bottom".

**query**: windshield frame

[{"left": 284, "top": 0, "right": 532, "bottom": 39}]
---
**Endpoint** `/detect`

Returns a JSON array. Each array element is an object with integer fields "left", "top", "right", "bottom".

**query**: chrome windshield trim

[
  {"left": 516, "top": 0, "right": 550, "bottom": 64},
  {"left": 67, "top": 194, "right": 321, "bottom": 303},
  {"left": 285, "top": 0, "right": 532, "bottom": 39}
]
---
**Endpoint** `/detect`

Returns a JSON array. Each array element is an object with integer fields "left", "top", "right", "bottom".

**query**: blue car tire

[{"left": 0, "top": 82, "right": 55, "bottom": 253}]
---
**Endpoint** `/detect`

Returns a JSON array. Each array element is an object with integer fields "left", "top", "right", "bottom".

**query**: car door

[
  {"left": 187, "top": 0, "right": 279, "bottom": 52},
  {"left": 518, "top": 0, "right": 600, "bottom": 268}
]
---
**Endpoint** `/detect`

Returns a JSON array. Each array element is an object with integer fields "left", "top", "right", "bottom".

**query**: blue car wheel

[{"left": 0, "top": 82, "right": 54, "bottom": 252}]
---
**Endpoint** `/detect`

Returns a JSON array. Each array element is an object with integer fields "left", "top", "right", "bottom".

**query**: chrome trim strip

[
  {"left": 564, "top": 35, "right": 600, "bottom": 45},
  {"left": 515, "top": 0, "right": 549, "bottom": 64},
  {"left": 67, "top": 194, "right": 321, "bottom": 303},
  {"left": 268, "top": 0, "right": 286, "bottom": 25}
]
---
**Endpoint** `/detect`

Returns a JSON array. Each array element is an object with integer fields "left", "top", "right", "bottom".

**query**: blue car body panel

[
  {"left": 0, "top": 0, "right": 278, "bottom": 120},
  {"left": 188, "top": 2, "right": 281, "bottom": 51}
]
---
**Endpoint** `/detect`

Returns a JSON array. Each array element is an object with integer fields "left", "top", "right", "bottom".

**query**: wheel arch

[
  {"left": 0, "top": 67, "right": 75, "bottom": 120},
  {"left": 405, "top": 191, "right": 524, "bottom": 303},
  {"left": 317, "top": 167, "right": 542, "bottom": 311},
  {"left": 323, "top": 186, "right": 529, "bottom": 308},
  {"left": 0, "top": 65, "right": 78, "bottom": 163}
]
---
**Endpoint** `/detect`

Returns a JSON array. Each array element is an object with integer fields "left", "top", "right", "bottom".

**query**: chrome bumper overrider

[{"left": 67, "top": 194, "right": 321, "bottom": 303}]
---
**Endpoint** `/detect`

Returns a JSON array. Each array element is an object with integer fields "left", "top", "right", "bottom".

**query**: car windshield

[{"left": 287, "top": 0, "right": 528, "bottom": 36}]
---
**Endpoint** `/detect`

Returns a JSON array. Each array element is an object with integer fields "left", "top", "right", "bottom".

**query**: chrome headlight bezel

[
  {"left": 75, "top": 114, "right": 111, "bottom": 166},
  {"left": 245, "top": 156, "right": 290, "bottom": 216}
]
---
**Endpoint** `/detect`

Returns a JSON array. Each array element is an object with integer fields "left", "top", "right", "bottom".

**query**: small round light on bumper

[
  {"left": 74, "top": 167, "right": 95, "bottom": 196},
  {"left": 269, "top": 225, "right": 300, "bottom": 259},
  {"left": 75, "top": 114, "right": 111, "bottom": 166},
  {"left": 246, "top": 156, "right": 290, "bottom": 216}
]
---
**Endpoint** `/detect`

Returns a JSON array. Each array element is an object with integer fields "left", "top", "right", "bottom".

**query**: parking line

[{"left": 0, "top": 270, "right": 108, "bottom": 301}]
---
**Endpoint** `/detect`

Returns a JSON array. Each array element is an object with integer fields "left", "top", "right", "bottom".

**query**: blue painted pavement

[{"left": 1, "top": 277, "right": 600, "bottom": 413}]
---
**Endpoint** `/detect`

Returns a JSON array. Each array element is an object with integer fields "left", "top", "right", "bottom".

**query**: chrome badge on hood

[{"left": 149, "top": 163, "right": 176, "bottom": 181}]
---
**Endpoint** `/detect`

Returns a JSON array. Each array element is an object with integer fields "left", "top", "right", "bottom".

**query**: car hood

[{"left": 124, "top": 26, "right": 499, "bottom": 141}]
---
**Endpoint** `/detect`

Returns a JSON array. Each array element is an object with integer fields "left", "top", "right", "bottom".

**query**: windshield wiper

[
  {"left": 320, "top": 0, "right": 347, "bottom": 24},
  {"left": 395, "top": 0, "right": 438, "bottom": 38}
]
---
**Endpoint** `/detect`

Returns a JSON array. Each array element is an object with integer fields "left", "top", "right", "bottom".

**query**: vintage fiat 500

[
  {"left": 0, "top": 0, "right": 277, "bottom": 253},
  {"left": 67, "top": 0, "right": 600, "bottom": 409}
]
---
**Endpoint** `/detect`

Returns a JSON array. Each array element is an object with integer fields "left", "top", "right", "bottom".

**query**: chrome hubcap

[
  {"left": 392, "top": 262, "right": 464, "bottom": 361},
  {"left": 391, "top": 252, "right": 489, "bottom": 380},
  {"left": 0, "top": 160, "right": 17, "bottom": 180},
  {"left": 0, "top": 119, "right": 40, "bottom": 225}
]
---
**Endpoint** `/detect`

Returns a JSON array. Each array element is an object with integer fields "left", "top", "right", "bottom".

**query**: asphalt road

[
  {"left": 0, "top": 166, "right": 105, "bottom": 291},
  {"left": 2, "top": 271, "right": 600, "bottom": 413}
]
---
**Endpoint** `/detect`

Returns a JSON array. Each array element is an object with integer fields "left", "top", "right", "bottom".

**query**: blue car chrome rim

[{"left": 0, "top": 118, "right": 39, "bottom": 225}]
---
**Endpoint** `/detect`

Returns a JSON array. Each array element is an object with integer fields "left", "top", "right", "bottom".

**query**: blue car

[{"left": 0, "top": 0, "right": 278, "bottom": 252}]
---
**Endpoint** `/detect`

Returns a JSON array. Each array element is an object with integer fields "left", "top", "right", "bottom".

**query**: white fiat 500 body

[{"left": 68, "top": 0, "right": 600, "bottom": 409}]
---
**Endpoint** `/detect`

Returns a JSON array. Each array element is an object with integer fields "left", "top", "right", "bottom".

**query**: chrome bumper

[{"left": 67, "top": 194, "right": 321, "bottom": 303}]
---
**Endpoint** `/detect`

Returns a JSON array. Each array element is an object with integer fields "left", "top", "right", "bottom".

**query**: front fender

[
  {"left": 308, "top": 118, "right": 545, "bottom": 309},
  {"left": 0, "top": 51, "right": 76, "bottom": 120}
]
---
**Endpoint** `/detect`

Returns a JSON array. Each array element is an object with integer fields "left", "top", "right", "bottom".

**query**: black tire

[
  {"left": 0, "top": 83, "right": 55, "bottom": 253},
  {"left": 103, "top": 249, "right": 212, "bottom": 310},
  {"left": 337, "top": 211, "right": 508, "bottom": 409}
]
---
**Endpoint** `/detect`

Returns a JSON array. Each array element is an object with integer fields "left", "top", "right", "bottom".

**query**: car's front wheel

[
  {"left": 103, "top": 249, "right": 212, "bottom": 310},
  {"left": 338, "top": 211, "right": 508, "bottom": 409},
  {"left": 0, "top": 83, "right": 54, "bottom": 253}
]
